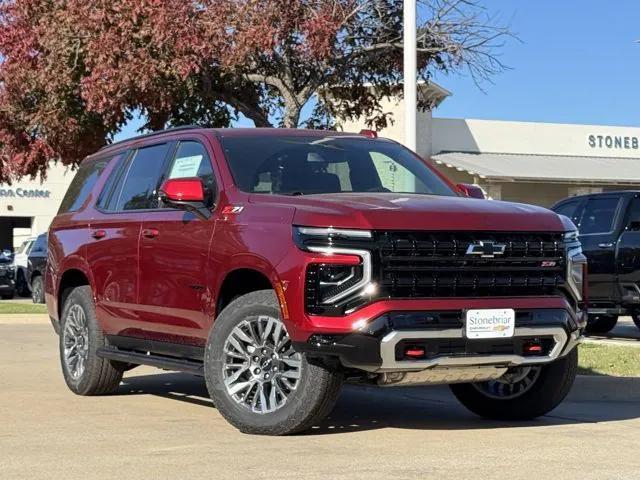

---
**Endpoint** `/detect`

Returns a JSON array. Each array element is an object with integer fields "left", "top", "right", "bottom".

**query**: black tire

[
  {"left": 59, "top": 285, "right": 123, "bottom": 395},
  {"left": 204, "top": 289, "right": 343, "bottom": 436},
  {"left": 450, "top": 348, "right": 578, "bottom": 421},
  {"left": 1, "top": 292, "right": 14, "bottom": 300},
  {"left": 632, "top": 312, "right": 640, "bottom": 330},
  {"left": 31, "top": 275, "right": 45, "bottom": 304},
  {"left": 585, "top": 314, "right": 618, "bottom": 334},
  {"left": 16, "top": 270, "right": 30, "bottom": 297}
]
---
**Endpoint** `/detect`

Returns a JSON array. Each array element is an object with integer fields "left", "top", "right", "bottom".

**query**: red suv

[{"left": 46, "top": 127, "right": 586, "bottom": 435}]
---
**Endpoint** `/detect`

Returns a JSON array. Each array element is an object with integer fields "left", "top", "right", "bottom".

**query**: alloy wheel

[
  {"left": 222, "top": 315, "right": 302, "bottom": 414},
  {"left": 62, "top": 304, "right": 90, "bottom": 380},
  {"left": 472, "top": 366, "right": 542, "bottom": 400}
]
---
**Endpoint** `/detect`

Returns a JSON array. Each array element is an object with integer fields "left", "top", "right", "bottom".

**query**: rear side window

[
  {"left": 107, "top": 143, "right": 171, "bottom": 211},
  {"left": 579, "top": 197, "right": 620, "bottom": 234},
  {"left": 58, "top": 158, "right": 108, "bottom": 213}
]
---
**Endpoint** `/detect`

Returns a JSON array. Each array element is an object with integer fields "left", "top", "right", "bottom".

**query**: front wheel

[
  {"left": 585, "top": 314, "right": 618, "bottom": 334},
  {"left": 204, "top": 290, "right": 343, "bottom": 435},
  {"left": 631, "top": 311, "right": 640, "bottom": 330},
  {"left": 450, "top": 348, "right": 578, "bottom": 420}
]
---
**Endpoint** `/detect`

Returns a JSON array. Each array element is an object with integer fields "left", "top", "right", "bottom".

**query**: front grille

[{"left": 376, "top": 231, "right": 566, "bottom": 298}]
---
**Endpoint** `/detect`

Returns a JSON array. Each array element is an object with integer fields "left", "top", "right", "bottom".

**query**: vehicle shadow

[{"left": 118, "top": 371, "right": 640, "bottom": 435}]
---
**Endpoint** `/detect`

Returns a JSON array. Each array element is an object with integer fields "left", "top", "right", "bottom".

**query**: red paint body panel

[{"left": 47, "top": 128, "right": 575, "bottom": 345}]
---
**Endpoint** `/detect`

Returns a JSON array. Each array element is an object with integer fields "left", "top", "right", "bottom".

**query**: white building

[
  {"left": 0, "top": 163, "right": 76, "bottom": 250},
  {"left": 341, "top": 82, "right": 640, "bottom": 207}
]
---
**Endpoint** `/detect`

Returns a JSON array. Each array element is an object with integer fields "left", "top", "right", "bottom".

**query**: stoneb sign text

[{"left": 588, "top": 134, "right": 639, "bottom": 150}]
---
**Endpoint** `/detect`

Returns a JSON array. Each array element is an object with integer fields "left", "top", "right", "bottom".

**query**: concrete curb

[
  {"left": 0, "top": 313, "right": 50, "bottom": 325},
  {"left": 569, "top": 375, "right": 640, "bottom": 402}
]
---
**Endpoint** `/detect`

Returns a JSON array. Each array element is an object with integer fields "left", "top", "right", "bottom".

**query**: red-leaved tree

[{"left": 0, "top": 0, "right": 512, "bottom": 182}]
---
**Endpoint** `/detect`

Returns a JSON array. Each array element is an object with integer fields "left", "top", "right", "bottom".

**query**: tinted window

[
  {"left": 112, "top": 144, "right": 170, "bottom": 211},
  {"left": 58, "top": 158, "right": 108, "bottom": 213},
  {"left": 626, "top": 197, "right": 640, "bottom": 227},
  {"left": 221, "top": 135, "right": 455, "bottom": 196},
  {"left": 166, "top": 141, "right": 216, "bottom": 208},
  {"left": 31, "top": 234, "right": 47, "bottom": 254},
  {"left": 579, "top": 197, "right": 620, "bottom": 234},
  {"left": 554, "top": 200, "right": 581, "bottom": 224}
]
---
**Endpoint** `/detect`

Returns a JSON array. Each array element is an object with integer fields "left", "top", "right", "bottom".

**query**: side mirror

[
  {"left": 457, "top": 183, "right": 486, "bottom": 199},
  {"left": 159, "top": 178, "right": 211, "bottom": 220}
]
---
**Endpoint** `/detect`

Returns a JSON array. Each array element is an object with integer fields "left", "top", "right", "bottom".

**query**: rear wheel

[
  {"left": 205, "top": 290, "right": 342, "bottom": 435},
  {"left": 450, "top": 348, "right": 578, "bottom": 420},
  {"left": 31, "top": 275, "right": 45, "bottom": 304},
  {"left": 16, "top": 270, "right": 30, "bottom": 297},
  {"left": 585, "top": 314, "right": 618, "bottom": 334},
  {"left": 631, "top": 311, "right": 640, "bottom": 330},
  {"left": 59, "top": 285, "right": 123, "bottom": 395}
]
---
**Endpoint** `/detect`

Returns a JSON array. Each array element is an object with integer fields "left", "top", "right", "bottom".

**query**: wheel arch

[{"left": 56, "top": 262, "right": 94, "bottom": 322}]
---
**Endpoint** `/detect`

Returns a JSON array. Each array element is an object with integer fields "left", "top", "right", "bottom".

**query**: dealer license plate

[{"left": 465, "top": 309, "right": 515, "bottom": 339}]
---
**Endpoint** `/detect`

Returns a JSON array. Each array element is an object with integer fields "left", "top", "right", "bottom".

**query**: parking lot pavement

[{"left": 2, "top": 322, "right": 640, "bottom": 480}]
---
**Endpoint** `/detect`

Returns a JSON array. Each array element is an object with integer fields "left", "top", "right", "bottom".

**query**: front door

[
  {"left": 577, "top": 194, "right": 623, "bottom": 303},
  {"left": 88, "top": 143, "right": 174, "bottom": 336},
  {"left": 138, "top": 139, "right": 218, "bottom": 344},
  {"left": 617, "top": 195, "right": 640, "bottom": 303}
]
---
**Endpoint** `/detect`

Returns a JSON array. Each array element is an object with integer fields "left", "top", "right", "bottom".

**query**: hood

[{"left": 259, "top": 193, "right": 566, "bottom": 232}]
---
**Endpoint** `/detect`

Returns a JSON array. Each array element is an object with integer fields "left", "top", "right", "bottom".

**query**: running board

[{"left": 97, "top": 347, "right": 204, "bottom": 376}]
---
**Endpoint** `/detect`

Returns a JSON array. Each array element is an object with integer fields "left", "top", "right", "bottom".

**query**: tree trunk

[{"left": 281, "top": 103, "right": 301, "bottom": 128}]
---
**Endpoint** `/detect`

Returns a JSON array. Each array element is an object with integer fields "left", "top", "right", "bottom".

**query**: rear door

[
  {"left": 617, "top": 195, "right": 640, "bottom": 302},
  {"left": 86, "top": 143, "right": 173, "bottom": 336},
  {"left": 576, "top": 194, "right": 624, "bottom": 303},
  {"left": 137, "top": 138, "right": 218, "bottom": 344}
]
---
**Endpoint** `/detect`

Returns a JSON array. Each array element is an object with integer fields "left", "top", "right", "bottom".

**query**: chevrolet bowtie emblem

[{"left": 466, "top": 241, "right": 506, "bottom": 258}]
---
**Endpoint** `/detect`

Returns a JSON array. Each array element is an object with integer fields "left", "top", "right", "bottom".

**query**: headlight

[
  {"left": 567, "top": 250, "right": 587, "bottom": 302},
  {"left": 295, "top": 226, "right": 375, "bottom": 315},
  {"left": 564, "top": 230, "right": 579, "bottom": 242}
]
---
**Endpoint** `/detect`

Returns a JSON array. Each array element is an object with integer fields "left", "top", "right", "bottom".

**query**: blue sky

[
  {"left": 115, "top": 0, "right": 640, "bottom": 141},
  {"left": 434, "top": 0, "right": 640, "bottom": 126}
]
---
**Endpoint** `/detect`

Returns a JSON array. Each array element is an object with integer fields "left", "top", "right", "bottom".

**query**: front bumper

[{"left": 293, "top": 306, "right": 585, "bottom": 375}]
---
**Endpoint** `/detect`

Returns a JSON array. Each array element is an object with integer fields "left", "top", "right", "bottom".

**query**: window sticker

[{"left": 169, "top": 155, "right": 203, "bottom": 179}]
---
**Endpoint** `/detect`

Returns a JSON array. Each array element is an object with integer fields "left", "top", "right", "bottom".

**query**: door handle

[
  {"left": 91, "top": 230, "right": 107, "bottom": 240},
  {"left": 142, "top": 228, "right": 159, "bottom": 239},
  {"left": 598, "top": 242, "right": 614, "bottom": 248}
]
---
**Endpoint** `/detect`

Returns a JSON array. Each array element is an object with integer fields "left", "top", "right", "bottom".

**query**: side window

[
  {"left": 58, "top": 158, "right": 109, "bottom": 214},
  {"left": 579, "top": 197, "right": 620, "bottom": 235},
  {"left": 625, "top": 197, "right": 640, "bottom": 230},
  {"left": 167, "top": 141, "right": 216, "bottom": 208},
  {"left": 553, "top": 200, "right": 581, "bottom": 225},
  {"left": 112, "top": 144, "right": 171, "bottom": 211},
  {"left": 31, "top": 235, "right": 47, "bottom": 254}
]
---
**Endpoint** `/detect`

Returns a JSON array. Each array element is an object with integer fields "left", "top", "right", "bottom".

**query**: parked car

[
  {"left": 46, "top": 127, "right": 586, "bottom": 435},
  {"left": 28, "top": 233, "right": 48, "bottom": 304},
  {"left": 0, "top": 250, "right": 16, "bottom": 299},
  {"left": 13, "top": 237, "right": 36, "bottom": 297},
  {"left": 553, "top": 191, "right": 640, "bottom": 333}
]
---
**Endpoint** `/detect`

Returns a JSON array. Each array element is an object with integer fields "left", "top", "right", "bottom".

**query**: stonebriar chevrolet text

[{"left": 46, "top": 127, "right": 587, "bottom": 435}]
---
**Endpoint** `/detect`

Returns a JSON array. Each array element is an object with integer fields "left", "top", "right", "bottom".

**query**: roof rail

[{"left": 99, "top": 125, "right": 202, "bottom": 152}]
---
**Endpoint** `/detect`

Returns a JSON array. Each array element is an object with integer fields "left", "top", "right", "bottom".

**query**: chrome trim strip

[
  {"left": 378, "top": 326, "right": 570, "bottom": 372},
  {"left": 298, "top": 227, "right": 372, "bottom": 238},
  {"left": 307, "top": 246, "right": 372, "bottom": 304}
]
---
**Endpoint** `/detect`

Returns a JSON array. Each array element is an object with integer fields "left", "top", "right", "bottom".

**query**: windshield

[{"left": 220, "top": 135, "right": 455, "bottom": 196}]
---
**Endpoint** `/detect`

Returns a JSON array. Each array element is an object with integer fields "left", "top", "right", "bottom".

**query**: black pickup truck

[{"left": 553, "top": 191, "right": 640, "bottom": 333}]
